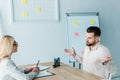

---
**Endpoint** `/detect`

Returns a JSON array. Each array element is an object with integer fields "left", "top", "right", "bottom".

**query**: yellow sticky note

[
  {"left": 90, "top": 19, "right": 95, "bottom": 24},
  {"left": 36, "top": 8, "right": 41, "bottom": 12},
  {"left": 22, "top": 0, "right": 27, "bottom": 5},
  {"left": 23, "top": 12, "right": 28, "bottom": 16},
  {"left": 73, "top": 21, "right": 79, "bottom": 25}
]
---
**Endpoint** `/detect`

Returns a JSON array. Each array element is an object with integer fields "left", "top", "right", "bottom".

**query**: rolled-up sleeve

[{"left": 74, "top": 55, "right": 83, "bottom": 63}]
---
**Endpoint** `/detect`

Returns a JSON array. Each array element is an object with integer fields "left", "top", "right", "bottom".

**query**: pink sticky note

[
  {"left": 74, "top": 32, "right": 79, "bottom": 36},
  {"left": 81, "top": 50, "right": 84, "bottom": 56}
]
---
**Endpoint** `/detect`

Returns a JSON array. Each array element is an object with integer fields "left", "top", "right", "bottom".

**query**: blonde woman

[{"left": 0, "top": 35, "right": 39, "bottom": 80}]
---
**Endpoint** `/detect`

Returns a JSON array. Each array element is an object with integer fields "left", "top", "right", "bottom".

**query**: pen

[{"left": 36, "top": 60, "right": 40, "bottom": 67}]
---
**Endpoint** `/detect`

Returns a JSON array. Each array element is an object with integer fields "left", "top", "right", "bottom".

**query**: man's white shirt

[{"left": 75, "top": 42, "right": 116, "bottom": 78}]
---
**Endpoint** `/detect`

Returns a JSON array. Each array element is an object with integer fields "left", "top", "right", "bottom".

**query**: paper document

[
  {"left": 29, "top": 65, "right": 50, "bottom": 71},
  {"left": 39, "top": 65, "right": 50, "bottom": 71},
  {"left": 36, "top": 71, "right": 55, "bottom": 78}
]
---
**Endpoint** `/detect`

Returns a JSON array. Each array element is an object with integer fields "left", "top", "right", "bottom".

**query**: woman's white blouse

[{"left": 0, "top": 58, "right": 37, "bottom": 80}]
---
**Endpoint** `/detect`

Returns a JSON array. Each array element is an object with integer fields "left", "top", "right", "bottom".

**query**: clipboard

[{"left": 35, "top": 71, "right": 55, "bottom": 78}]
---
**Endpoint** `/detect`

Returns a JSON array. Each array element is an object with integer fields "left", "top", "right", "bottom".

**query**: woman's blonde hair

[{"left": 0, "top": 35, "right": 14, "bottom": 60}]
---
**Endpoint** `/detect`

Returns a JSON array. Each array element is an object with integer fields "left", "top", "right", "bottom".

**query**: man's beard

[{"left": 86, "top": 41, "right": 96, "bottom": 46}]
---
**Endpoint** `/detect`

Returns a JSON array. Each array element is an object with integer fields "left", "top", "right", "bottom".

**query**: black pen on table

[{"left": 36, "top": 60, "right": 40, "bottom": 67}]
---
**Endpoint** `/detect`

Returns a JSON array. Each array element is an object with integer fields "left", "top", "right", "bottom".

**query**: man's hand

[
  {"left": 101, "top": 55, "right": 112, "bottom": 65},
  {"left": 64, "top": 47, "right": 76, "bottom": 57}
]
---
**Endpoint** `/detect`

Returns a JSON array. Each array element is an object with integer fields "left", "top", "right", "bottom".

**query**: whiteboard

[
  {"left": 66, "top": 12, "right": 99, "bottom": 62},
  {"left": 11, "top": 0, "right": 59, "bottom": 22}
]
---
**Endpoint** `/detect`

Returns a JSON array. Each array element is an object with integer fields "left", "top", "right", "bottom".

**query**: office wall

[{"left": 0, "top": 0, "right": 120, "bottom": 69}]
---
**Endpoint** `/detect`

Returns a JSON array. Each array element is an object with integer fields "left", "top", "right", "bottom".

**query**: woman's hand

[
  {"left": 31, "top": 67, "right": 40, "bottom": 73},
  {"left": 24, "top": 68, "right": 33, "bottom": 74}
]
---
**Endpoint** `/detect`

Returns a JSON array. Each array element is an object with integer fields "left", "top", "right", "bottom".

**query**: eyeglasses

[{"left": 13, "top": 41, "right": 18, "bottom": 46}]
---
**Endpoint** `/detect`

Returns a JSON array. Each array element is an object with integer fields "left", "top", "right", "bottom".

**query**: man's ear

[{"left": 95, "top": 36, "right": 99, "bottom": 42}]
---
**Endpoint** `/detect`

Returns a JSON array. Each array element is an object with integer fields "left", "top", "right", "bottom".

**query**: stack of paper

[
  {"left": 39, "top": 65, "right": 50, "bottom": 71},
  {"left": 29, "top": 65, "right": 50, "bottom": 71}
]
